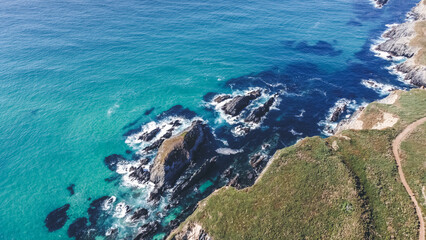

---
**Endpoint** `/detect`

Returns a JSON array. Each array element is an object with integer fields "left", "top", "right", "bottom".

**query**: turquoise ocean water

[{"left": 0, "top": 0, "right": 418, "bottom": 239}]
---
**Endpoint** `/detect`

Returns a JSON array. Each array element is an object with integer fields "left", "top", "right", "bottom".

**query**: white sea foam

[
  {"left": 216, "top": 148, "right": 243, "bottom": 155},
  {"left": 107, "top": 103, "right": 120, "bottom": 117},
  {"left": 295, "top": 109, "right": 305, "bottom": 118},
  {"left": 361, "top": 79, "right": 401, "bottom": 95},
  {"left": 113, "top": 202, "right": 129, "bottom": 219},
  {"left": 289, "top": 129, "right": 303, "bottom": 136}
]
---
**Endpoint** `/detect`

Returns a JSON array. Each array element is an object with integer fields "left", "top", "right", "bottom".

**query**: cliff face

[
  {"left": 376, "top": 0, "right": 426, "bottom": 87},
  {"left": 170, "top": 222, "right": 212, "bottom": 240},
  {"left": 150, "top": 121, "right": 207, "bottom": 188}
]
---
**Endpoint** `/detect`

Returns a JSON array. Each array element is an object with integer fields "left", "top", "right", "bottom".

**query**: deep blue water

[{"left": 0, "top": 0, "right": 418, "bottom": 239}]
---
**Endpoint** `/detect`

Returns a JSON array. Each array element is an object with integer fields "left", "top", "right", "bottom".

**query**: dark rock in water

[
  {"left": 139, "top": 158, "right": 149, "bottom": 165},
  {"left": 144, "top": 107, "right": 155, "bottom": 115},
  {"left": 374, "top": 0, "right": 389, "bottom": 8},
  {"left": 139, "top": 127, "right": 161, "bottom": 142},
  {"left": 162, "top": 129, "right": 173, "bottom": 139},
  {"left": 104, "top": 175, "right": 120, "bottom": 183},
  {"left": 148, "top": 187, "right": 163, "bottom": 203},
  {"left": 67, "top": 217, "right": 89, "bottom": 239},
  {"left": 228, "top": 174, "right": 240, "bottom": 188},
  {"left": 126, "top": 149, "right": 132, "bottom": 154},
  {"left": 66, "top": 184, "right": 75, "bottom": 196},
  {"left": 330, "top": 104, "right": 347, "bottom": 122},
  {"left": 129, "top": 166, "right": 150, "bottom": 184},
  {"left": 130, "top": 208, "right": 149, "bottom": 222},
  {"left": 134, "top": 221, "right": 160, "bottom": 240},
  {"left": 245, "top": 96, "right": 275, "bottom": 123},
  {"left": 222, "top": 90, "right": 262, "bottom": 116},
  {"left": 172, "top": 157, "right": 217, "bottom": 198},
  {"left": 150, "top": 121, "right": 209, "bottom": 188},
  {"left": 170, "top": 120, "right": 182, "bottom": 127},
  {"left": 104, "top": 154, "right": 125, "bottom": 171},
  {"left": 88, "top": 196, "right": 110, "bottom": 225},
  {"left": 249, "top": 153, "right": 266, "bottom": 169},
  {"left": 45, "top": 204, "right": 70, "bottom": 232},
  {"left": 143, "top": 138, "right": 164, "bottom": 152},
  {"left": 213, "top": 94, "right": 232, "bottom": 103}
]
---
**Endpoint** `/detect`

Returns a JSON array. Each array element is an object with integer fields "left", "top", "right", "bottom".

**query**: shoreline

[{"left": 373, "top": 0, "right": 426, "bottom": 87}]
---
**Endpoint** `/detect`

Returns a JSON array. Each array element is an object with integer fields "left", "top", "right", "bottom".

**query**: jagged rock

[
  {"left": 228, "top": 174, "right": 240, "bottom": 188},
  {"left": 374, "top": 0, "right": 389, "bottom": 8},
  {"left": 143, "top": 138, "right": 164, "bottom": 152},
  {"left": 45, "top": 204, "right": 70, "bottom": 232},
  {"left": 245, "top": 96, "right": 275, "bottom": 123},
  {"left": 172, "top": 157, "right": 217, "bottom": 198},
  {"left": 129, "top": 166, "right": 150, "bottom": 184},
  {"left": 150, "top": 121, "right": 208, "bottom": 188},
  {"left": 330, "top": 104, "right": 347, "bottom": 122},
  {"left": 222, "top": 167, "right": 233, "bottom": 179},
  {"left": 130, "top": 208, "right": 149, "bottom": 222},
  {"left": 213, "top": 94, "right": 232, "bottom": 103},
  {"left": 134, "top": 221, "right": 160, "bottom": 240},
  {"left": 250, "top": 154, "right": 266, "bottom": 169},
  {"left": 148, "top": 187, "right": 163, "bottom": 203},
  {"left": 139, "top": 127, "right": 161, "bottom": 141},
  {"left": 169, "top": 219, "right": 180, "bottom": 229},
  {"left": 172, "top": 222, "right": 212, "bottom": 240},
  {"left": 221, "top": 90, "right": 261, "bottom": 116},
  {"left": 396, "top": 61, "right": 426, "bottom": 87},
  {"left": 104, "top": 154, "right": 125, "bottom": 171},
  {"left": 376, "top": 22, "right": 417, "bottom": 58}
]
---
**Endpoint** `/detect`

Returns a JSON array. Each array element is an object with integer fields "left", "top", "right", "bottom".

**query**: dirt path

[{"left": 393, "top": 117, "right": 426, "bottom": 240}]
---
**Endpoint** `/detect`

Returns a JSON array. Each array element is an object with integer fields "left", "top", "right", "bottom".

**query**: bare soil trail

[{"left": 393, "top": 117, "right": 426, "bottom": 240}]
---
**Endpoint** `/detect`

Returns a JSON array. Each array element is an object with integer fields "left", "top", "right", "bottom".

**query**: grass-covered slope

[
  {"left": 170, "top": 89, "right": 426, "bottom": 240},
  {"left": 401, "top": 122, "right": 426, "bottom": 221}
]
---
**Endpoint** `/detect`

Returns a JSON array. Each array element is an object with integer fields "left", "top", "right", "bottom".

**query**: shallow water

[{"left": 0, "top": 0, "right": 418, "bottom": 239}]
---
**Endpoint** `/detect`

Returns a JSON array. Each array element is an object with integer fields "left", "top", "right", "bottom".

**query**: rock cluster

[{"left": 221, "top": 90, "right": 261, "bottom": 116}]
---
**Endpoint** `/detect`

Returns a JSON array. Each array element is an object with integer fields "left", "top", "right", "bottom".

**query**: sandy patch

[
  {"left": 377, "top": 92, "right": 400, "bottom": 105},
  {"left": 372, "top": 112, "right": 399, "bottom": 129}
]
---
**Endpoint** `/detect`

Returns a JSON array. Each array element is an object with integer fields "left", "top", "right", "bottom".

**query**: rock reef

[{"left": 150, "top": 120, "right": 209, "bottom": 188}]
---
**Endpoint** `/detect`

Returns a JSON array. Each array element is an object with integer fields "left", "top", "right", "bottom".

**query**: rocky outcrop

[
  {"left": 171, "top": 222, "right": 212, "bottom": 240},
  {"left": 213, "top": 94, "right": 231, "bottom": 103},
  {"left": 330, "top": 104, "right": 347, "bottom": 122},
  {"left": 104, "top": 154, "right": 125, "bottom": 171},
  {"left": 150, "top": 121, "right": 208, "bottom": 188},
  {"left": 374, "top": 0, "right": 389, "bottom": 8},
  {"left": 245, "top": 96, "right": 275, "bottom": 123},
  {"left": 375, "top": 0, "right": 426, "bottom": 87},
  {"left": 172, "top": 157, "right": 217, "bottom": 198},
  {"left": 130, "top": 208, "right": 149, "bottom": 222},
  {"left": 139, "top": 127, "right": 160, "bottom": 141},
  {"left": 221, "top": 90, "right": 261, "bottom": 116},
  {"left": 45, "top": 204, "right": 70, "bottom": 232},
  {"left": 129, "top": 165, "right": 150, "bottom": 184}
]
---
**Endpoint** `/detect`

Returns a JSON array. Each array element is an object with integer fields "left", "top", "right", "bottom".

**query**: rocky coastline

[{"left": 374, "top": 0, "right": 426, "bottom": 87}]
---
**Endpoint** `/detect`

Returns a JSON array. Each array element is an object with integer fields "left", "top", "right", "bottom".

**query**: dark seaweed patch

[
  {"left": 67, "top": 184, "right": 75, "bottom": 196},
  {"left": 294, "top": 40, "right": 343, "bottom": 56},
  {"left": 144, "top": 107, "right": 155, "bottom": 115}
]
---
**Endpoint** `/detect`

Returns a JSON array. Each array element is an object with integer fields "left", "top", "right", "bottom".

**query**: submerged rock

[
  {"left": 45, "top": 204, "right": 70, "bottom": 232},
  {"left": 245, "top": 96, "right": 275, "bottom": 123},
  {"left": 88, "top": 196, "right": 110, "bottom": 225},
  {"left": 66, "top": 184, "right": 75, "bottom": 196},
  {"left": 104, "top": 154, "right": 125, "bottom": 171},
  {"left": 150, "top": 121, "right": 208, "bottom": 188},
  {"left": 221, "top": 90, "right": 261, "bottom": 116},
  {"left": 67, "top": 217, "right": 89, "bottom": 239}
]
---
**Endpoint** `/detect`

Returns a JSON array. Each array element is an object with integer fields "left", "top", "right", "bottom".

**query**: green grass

[
  {"left": 170, "top": 89, "right": 426, "bottom": 240},
  {"left": 400, "top": 122, "right": 426, "bottom": 221}
]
